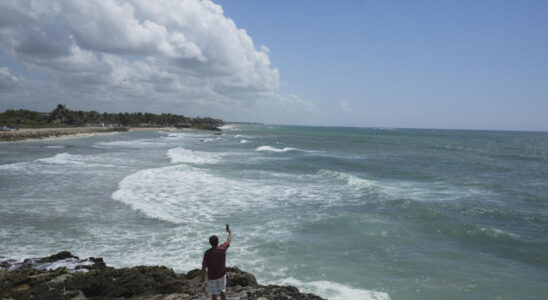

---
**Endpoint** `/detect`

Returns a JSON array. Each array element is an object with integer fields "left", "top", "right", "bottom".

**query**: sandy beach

[
  {"left": 128, "top": 127, "right": 178, "bottom": 131},
  {"left": 0, "top": 127, "right": 128, "bottom": 142}
]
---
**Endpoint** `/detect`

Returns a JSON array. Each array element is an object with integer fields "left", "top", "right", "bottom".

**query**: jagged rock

[
  {"left": 226, "top": 267, "right": 258, "bottom": 287},
  {"left": 39, "top": 251, "right": 77, "bottom": 263},
  {"left": 0, "top": 253, "right": 326, "bottom": 300},
  {"left": 65, "top": 266, "right": 183, "bottom": 298},
  {"left": 49, "top": 273, "right": 73, "bottom": 284}
]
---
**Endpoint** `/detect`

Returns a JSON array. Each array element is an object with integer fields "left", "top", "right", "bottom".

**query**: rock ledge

[{"left": 0, "top": 252, "right": 325, "bottom": 300}]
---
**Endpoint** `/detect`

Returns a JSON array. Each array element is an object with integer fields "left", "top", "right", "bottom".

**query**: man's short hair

[{"left": 209, "top": 235, "right": 219, "bottom": 248}]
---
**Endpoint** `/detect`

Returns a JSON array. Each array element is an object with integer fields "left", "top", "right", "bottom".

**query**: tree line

[{"left": 0, "top": 105, "right": 224, "bottom": 130}]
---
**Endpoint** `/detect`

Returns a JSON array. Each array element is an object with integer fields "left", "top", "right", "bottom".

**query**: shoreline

[
  {"left": 0, "top": 251, "right": 324, "bottom": 299},
  {"left": 0, "top": 127, "right": 188, "bottom": 142}
]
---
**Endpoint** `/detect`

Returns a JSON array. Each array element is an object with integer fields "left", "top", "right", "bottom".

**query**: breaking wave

[
  {"left": 276, "top": 277, "right": 390, "bottom": 300},
  {"left": 255, "top": 145, "right": 300, "bottom": 153},
  {"left": 36, "top": 153, "right": 115, "bottom": 167},
  {"left": 166, "top": 147, "right": 223, "bottom": 164},
  {"left": 317, "top": 169, "right": 377, "bottom": 190},
  {"left": 93, "top": 139, "right": 164, "bottom": 149}
]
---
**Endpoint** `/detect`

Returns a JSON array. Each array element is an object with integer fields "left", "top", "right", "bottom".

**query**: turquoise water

[{"left": 1, "top": 125, "right": 547, "bottom": 299}]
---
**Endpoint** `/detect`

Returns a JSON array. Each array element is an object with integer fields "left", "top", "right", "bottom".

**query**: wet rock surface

[{"left": 0, "top": 252, "right": 325, "bottom": 300}]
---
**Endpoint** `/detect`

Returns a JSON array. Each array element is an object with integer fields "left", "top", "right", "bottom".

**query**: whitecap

[
  {"left": 275, "top": 277, "right": 390, "bottom": 300},
  {"left": 317, "top": 169, "right": 377, "bottom": 191},
  {"left": 35, "top": 152, "right": 117, "bottom": 168},
  {"left": 92, "top": 139, "right": 164, "bottom": 149},
  {"left": 36, "top": 153, "right": 88, "bottom": 166},
  {"left": 480, "top": 227, "right": 520, "bottom": 239},
  {"left": 240, "top": 139, "right": 250, "bottom": 144},
  {"left": 0, "top": 162, "right": 33, "bottom": 172},
  {"left": 218, "top": 124, "right": 239, "bottom": 131},
  {"left": 255, "top": 145, "right": 299, "bottom": 153},
  {"left": 45, "top": 145, "right": 65, "bottom": 149},
  {"left": 166, "top": 147, "right": 222, "bottom": 164}
]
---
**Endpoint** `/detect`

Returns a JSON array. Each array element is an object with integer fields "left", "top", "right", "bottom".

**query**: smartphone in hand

[{"left": 226, "top": 224, "right": 230, "bottom": 231}]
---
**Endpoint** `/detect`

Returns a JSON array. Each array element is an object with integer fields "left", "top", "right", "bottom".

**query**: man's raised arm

[{"left": 226, "top": 227, "right": 232, "bottom": 244}]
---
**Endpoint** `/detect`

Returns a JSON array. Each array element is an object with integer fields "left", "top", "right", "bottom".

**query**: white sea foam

[
  {"left": 111, "top": 164, "right": 268, "bottom": 224},
  {"left": 240, "top": 139, "right": 250, "bottom": 144},
  {"left": 317, "top": 169, "right": 489, "bottom": 202},
  {"left": 480, "top": 227, "right": 520, "bottom": 239},
  {"left": 5, "top": 257, "right": 95, "bottom": 272},
  {"left": 218, "top": 124, "right": 239, "bottom": 131},
  {"left": 33, "top": 258, "right": 95, "bottom": 272},
  {"left": 0, "top": 152, "right": 134, "bottom": 172},
  {"left": 275, "top": 277, "right": 390, "bottom": 300},
  {"left": 256, "top": 145, "right": 299, "bottom": 153},
  {"left": 45, "top": 145, "right": 66, "bottom": 149},
  {"left": 37, "top": 153, "right": 88, "bottom": 165},
  {"left": 35, "top": 152, "right": 117, "bottom": 168},
  {"left": 92, "top": 139, "right": 164, "bottom": 149},
  {"left": 162, "top": 131, "right": 220, "bottom": 142},
  {"left": 109, "top": 164, "right": 339, "bottom": 226},
  {"left": 166, "top": 147, "right": 222, "bottom": 164},
  {"left": 159, "top": 131, "right": 189, "bottom": 139},
  {"left": 0, "top": 162, "right": 33, "bottom": 172},
  {"left": 317, "top": 169, "right": 377, "bottom": 190}
]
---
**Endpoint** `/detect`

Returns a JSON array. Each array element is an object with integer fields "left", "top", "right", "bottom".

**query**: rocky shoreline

[
  {"left": 0, "top": 127, "right": 129, "bottom": 142},
  {"left": 0, "top": 252, "right": 325, "bottom": 300}
]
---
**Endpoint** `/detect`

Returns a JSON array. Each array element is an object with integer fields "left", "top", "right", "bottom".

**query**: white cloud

[
  {"left": 0, "top": 0, "right": 311, "bottom": 121},
  {"left": 0, "top": 67, "right": 19, "bottom": 90},
  {"left": 338, "top": 99, "right": 353, "bottom": 114}
]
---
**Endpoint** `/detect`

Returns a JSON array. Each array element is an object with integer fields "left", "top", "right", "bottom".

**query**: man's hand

[{"left": 201, "top": 264, "right": 207, "bottom": 294}]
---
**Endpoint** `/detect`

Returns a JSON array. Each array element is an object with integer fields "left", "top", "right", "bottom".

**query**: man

[{"left": 201, "top": 226, "right": 232, "bottom": 300}]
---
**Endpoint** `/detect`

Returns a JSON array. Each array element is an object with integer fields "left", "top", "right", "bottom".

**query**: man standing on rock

[{"left": 201, "top": 225, "right": 232, "bottom": 300}]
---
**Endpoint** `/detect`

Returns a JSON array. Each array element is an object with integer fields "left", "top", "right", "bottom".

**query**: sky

[{"left": 0, "top": 0, "right": 547, "bottom": 131}]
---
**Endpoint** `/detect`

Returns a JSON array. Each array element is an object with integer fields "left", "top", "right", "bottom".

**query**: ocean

[{"left": 1, "top": 124, "right": 547, "bottom": 299}]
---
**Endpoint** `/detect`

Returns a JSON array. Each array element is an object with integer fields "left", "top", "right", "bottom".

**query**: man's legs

[
  {"left": 208, "top": 275, "right": 226, "bottom": 300},
  {"left": 219, "top": 274, "right": 227, "bottom": 300}
]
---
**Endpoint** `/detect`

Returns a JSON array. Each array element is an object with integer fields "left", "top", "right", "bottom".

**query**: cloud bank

[{"left": 0, "top": 0, "right": 313, "bottom": 121}]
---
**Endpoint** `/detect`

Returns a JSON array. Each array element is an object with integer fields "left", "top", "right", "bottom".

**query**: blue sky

[
  {"left": 217, "top": 0, "right": 548, "bottom": 130},
  {"left": 0, "top": 0, "right": 547, "bottom": 130}
]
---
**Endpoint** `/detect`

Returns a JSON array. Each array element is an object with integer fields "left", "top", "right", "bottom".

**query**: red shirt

[{"left": 202, "top": 241, "right": 230, "bottom": 280}]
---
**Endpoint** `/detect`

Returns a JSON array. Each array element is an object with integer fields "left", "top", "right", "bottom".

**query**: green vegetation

[
  {"left": 0, "top": 109, "right": 52, "bottom": 128},
  {"left": 0, "top": 105, "right": 223, "bottom": 130}
]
